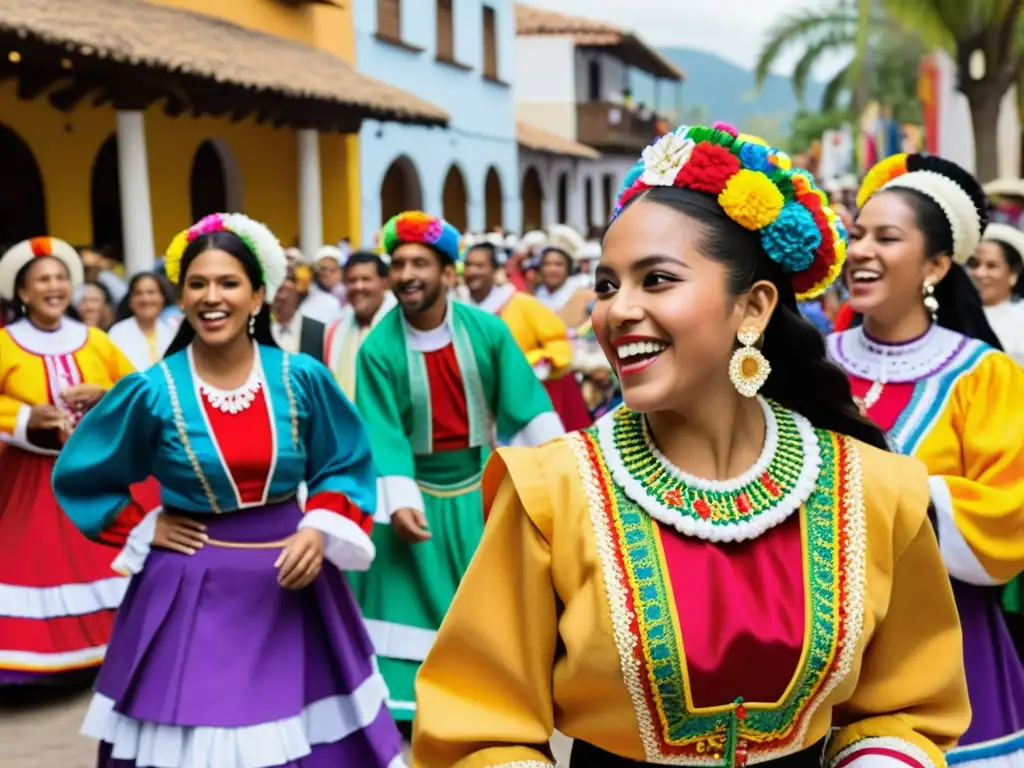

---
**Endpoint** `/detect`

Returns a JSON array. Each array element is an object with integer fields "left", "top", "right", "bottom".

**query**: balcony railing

[{"left": 576, "top": 102, "right": 663, "bottom": 154}]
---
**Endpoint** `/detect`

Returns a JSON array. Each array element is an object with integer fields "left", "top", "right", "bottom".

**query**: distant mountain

[{"left": 632, "top": 47, "right": 825, "bottom": 146}]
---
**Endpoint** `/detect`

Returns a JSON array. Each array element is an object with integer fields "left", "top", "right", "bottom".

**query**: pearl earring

[{"left": 922, "top": 279, "right": 939, "bottom": 322}]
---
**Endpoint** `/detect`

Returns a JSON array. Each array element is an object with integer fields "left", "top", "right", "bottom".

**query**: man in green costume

[{"left": 351, "top": 211, "right": 564, "bottom": 731}]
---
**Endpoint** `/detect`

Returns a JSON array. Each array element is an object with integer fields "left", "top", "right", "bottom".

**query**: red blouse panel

[
  {"left": 201, "top": 387, "right": 273, "bottom": 505},
  {"left": 425, "top": 343, "right": 470, "bottom": 453}
]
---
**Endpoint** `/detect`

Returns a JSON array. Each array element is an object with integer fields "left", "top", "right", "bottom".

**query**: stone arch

[
  {"left": 91, "top": 134, "right": 122, "bottom": 253},
  {"left": 380, "top": 155, "right": 424, "bottom": 225},
  {"left": 442, "top": 164, "right": 468, "bottom": 232},
  {"left": 0, "top": 123, "right": 46, "bottom": 247},
  {"left": 484, "top": 166, "right": 503, "bottom": 230},
  {"left": 556, "top": 172, "right": 569, "bottom": 224},
  {"left": 190, "top": 139, "right": 243, "bottom": 221},
  {"left": 521, "top": 166, "right": 544, "bottom": 232}
]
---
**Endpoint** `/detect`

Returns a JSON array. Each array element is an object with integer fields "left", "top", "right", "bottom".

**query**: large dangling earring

[
  {"left": 922, "top": 279, "right": 939, "bottom": 322},
  {"left": 729, "top": 328, "right": 771, "bottom": 398},
  {"left": 248, "top": 313, "right": 257, "bottom": 336}
]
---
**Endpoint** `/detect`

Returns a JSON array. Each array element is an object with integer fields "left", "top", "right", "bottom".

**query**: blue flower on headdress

[
  {"left": 621, "top": 159, "right": 645, "bottom": 194},
  {"left": 739, "top": 142, "right": 772, "bottom": 173},
  {"left": 760, "top": 203, "right": 821, "bottom": 273}
]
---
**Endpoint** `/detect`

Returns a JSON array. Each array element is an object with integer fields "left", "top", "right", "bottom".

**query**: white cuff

[
  {"left": 533, "top": 361, "right": 552, "bottom": 381},
  {"left": 930, "top": 475, "right": 1001, "bottom": 586},
  {"left": 0, "top": 405, "right": 59, "bottom": 455},
  {"left": 299, "top": 509, "right": 376, "bottom": 572},
  {"left": 111, "top": 507, "right": 163, "bottom": 576},
  {"left": 377, "top": 475, "right": 424, "bottom": 522},
  {"left": 509, "top": 411, "right": 566, "bottom": 447},
  {"left": 363, "top": 619, "right": 437, "bottom": 662},
  {"left": 830, "top": 737, "right": 934, "bottom": 768}
]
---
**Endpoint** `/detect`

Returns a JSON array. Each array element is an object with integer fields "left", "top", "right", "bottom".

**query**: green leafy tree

[
  {"left": 754, "top": 0, "right": 924, "bottom": 117},
  {"left": 788, "top": 109, "right": 850, "bottom": 154},
  {"left": 883, "top": 0, "right": 1024, "bottom": 181}
]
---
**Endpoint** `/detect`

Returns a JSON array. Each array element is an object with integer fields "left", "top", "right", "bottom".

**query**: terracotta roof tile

[
  {"left": 514, "top": 3, "right": 684, "bottom": 81},
  {"left": 0, "top": 0, "right": 448, "bottom": 125},
  {"left": 517, "top": 122, "right": 600, "bottom": 159}
]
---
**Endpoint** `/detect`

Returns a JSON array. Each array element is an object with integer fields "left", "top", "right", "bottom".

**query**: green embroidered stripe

[
  {"left": 451, "top": 318, "right": 491, "bottom": 449},
  {"left": 596, "top": 428, "right": 841, "bottom": 745},
  {"left": 406, "top": 343, "right": 433, "bottom": 456}
]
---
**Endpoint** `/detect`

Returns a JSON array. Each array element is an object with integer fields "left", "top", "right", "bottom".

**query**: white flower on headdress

[
  {"left": 221, "top": 213, "right": 288, "bottom": 302},
  {"left": 641, "top": 133, "right": 696, "bottom": 186}
]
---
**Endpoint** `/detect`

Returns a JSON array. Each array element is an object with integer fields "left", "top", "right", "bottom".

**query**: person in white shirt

[
  {"left": 270, "top": 264, "right": 327, "bottom": 362},
  {"left": 107, "top": 272, "right": 178, "bottom": 370},
  {"left": 971, "top": 224, "right": 1024, "bottom": 365}
]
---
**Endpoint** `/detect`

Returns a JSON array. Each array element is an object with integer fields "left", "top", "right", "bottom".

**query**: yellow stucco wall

[{"left": 0, "top": 0, "right": 361, "bottom": 256}]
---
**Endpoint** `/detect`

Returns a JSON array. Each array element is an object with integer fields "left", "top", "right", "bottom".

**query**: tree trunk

[{"left": 964, "top": 84, "right": 1004, "bottom": 183}]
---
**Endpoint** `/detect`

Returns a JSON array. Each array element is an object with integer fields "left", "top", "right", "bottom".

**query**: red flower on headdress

[
  {"left": 395, "top": 212, "right": 437, "bottom": 243},
  {"left": 675, "top": 142, "right": 742, "bottom": 195},
  {"left": 618, "top": 179, "right": 649, "bottom": 210}
]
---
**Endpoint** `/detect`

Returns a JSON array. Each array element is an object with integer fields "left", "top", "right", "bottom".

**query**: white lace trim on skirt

[
  {"left": 83, "top": 671, "right": 397, "bottom": 768},
  {"left": 0, "top": 576, "right": 127, "bottom": 619}
]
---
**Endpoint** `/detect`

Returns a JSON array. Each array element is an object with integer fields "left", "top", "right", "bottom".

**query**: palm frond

[
  {"left": 791, "top": 31, "right": 856, "bottom": 102},
  {"left": 753, "top": 7, "right": 857, "bottom": 89},
  {"left": 821, "top": 62, "right": 856, "bottom": 112}
]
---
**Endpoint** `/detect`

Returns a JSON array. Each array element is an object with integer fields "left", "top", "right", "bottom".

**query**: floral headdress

[
  {"left": 381, "top": 211, "right": 462, "bottom": 264},
  {"left": 0, "top": 236, "right": 84, "bottom": 301},
  {"left": 165, "top": 213, "right": 287, "bottom": 302},
  {"left": 612, "top": 123, "right": 847, "bottom": 300},
  {"left": 857, "top": 153, "right": 987, "bottom": 264}
]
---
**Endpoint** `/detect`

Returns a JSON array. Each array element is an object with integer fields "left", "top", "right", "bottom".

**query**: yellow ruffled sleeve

[
  {"left": 89, "top": 327, "right": 137, "bottom": 383},
  {"left": 827, "top": 453, "right": 970, "bottom": 768},
  {"left": 0, "top": 333, "right": 28, "bottom": 436},
  {"left": 930, "top": 351, "right": 1024, "bottom": 585},
  {"left": 521, "top": 296, "right": 573, "bottom": 374},
  {"left": 413, "top": 445, "right": 559, "bottom": 768}
]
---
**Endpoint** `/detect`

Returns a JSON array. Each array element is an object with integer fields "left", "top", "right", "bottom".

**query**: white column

[
  {"left": 115, "top": 111, "right": 156, "bottom": 276},
  {"left": 298, "top": 129, "right": 323, "bottom": 259}
]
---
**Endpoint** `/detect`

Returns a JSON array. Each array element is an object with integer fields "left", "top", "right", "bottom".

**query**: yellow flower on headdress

[
  {"left": 164, "top": 228, "right": 190, "bottom": 285},
  {"left": 856, "top": 153, "right": 909, "bottom": 208},
  {"left": 718, "top": 169, "right": 785, "bottom": 231}
]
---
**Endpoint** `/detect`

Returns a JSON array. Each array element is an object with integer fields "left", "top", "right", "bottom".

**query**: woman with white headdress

[
  {"left": 971, "top": 223, "right": 1024, "bottom": 365},
  {"left": 52, "top": 214, "right": 403, "bottom": 767},
  {"left": 0, "top": 237, "right": 160, "bottom": 685},
  {"left": 828, "top": 153, "right": 1024, "bottom": 768}
]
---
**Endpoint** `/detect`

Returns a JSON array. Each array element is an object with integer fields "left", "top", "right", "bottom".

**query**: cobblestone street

[{"left": 0, "top": 685, "right": 95, "bottom": 768}]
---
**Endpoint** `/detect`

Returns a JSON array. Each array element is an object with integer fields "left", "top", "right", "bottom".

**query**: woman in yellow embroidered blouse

[{"left": 413, "top": 125, "right": 969, "bottom": 768}]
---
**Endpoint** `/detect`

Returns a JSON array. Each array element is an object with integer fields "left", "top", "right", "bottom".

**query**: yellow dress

[
  {"left": 828, "top": 325, "right": 1024, "bottom": 765},
  {"left": 413, "top": 404, "right": 969, "bottom": 767},
  {"left": 0, "top": 318, "right": 147, "bottom": 681},
  {"left": 473, "top": 284, "right": 574, "bottom": 376}
]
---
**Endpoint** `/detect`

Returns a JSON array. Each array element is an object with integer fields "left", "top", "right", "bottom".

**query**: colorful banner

[{"left": 918, "top": 54, "right": 940, "bottom": 154}]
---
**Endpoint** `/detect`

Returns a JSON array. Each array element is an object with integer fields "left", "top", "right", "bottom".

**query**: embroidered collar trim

[
  {"left": 828, "top": 325, "right": 967, "bottom": 383},
  {"left": 190, "top": 343, "right": 263, "bottom": 414},
  {"left": 596, "top": 397, "right": 821, "bottom": 543},
  {"left": 6, "top": 318, "right": 88, "bottom": 356}
]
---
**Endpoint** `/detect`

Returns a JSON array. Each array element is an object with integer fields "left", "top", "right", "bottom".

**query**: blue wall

[{"left": 355, "top": 0, "right": 520, "bottom": 242}]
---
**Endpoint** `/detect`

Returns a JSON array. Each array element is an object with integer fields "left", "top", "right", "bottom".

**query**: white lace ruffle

[
  {"left": 298, "top": 509, "right": 375, "bottom": 572},
  {"left": 111, "top": 508, "right": 163, "bottom": 576},
  {"left": 82, "top": 672, "right": 405, "bottom": 768},
  {"left": 0, "top": 576, "right": 127, "bottom": 619}
]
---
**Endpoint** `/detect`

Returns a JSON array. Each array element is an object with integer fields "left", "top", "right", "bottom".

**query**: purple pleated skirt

[
  {"left": 89, "top": 500, "right": 404, "bottom": 768},
  {"left": 949, "top": 580, "right": 1024, "bottom": 765}
]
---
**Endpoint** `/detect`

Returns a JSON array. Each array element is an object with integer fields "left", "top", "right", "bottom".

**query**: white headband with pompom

[{"left": 883, "top": 171, "right": 982, "bottom": 264}]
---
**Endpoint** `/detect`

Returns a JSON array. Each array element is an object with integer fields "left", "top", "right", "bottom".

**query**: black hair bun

[{"left": 906, "top": 154, "right": 989, "bottom": 235}]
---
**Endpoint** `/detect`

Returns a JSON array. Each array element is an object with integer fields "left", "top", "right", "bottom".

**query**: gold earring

[
  {"left": 922, "top": 279, "right": 939, "bottom": 322},
  {"left": 248, "top": 313, "right": 257, "bottom": 336},
  {"left": 729, "top": 328, "right": 770, "bottom": 398}
]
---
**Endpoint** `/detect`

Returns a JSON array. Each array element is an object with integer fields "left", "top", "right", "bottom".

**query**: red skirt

[
  {"left": 544, "top": 374, "right": 593, "bottom": 432},
  {"left": 0, "top": 446, "right": 159, "bottom": 684}
]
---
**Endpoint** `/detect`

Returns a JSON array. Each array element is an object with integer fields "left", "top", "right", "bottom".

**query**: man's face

[
  {"left": 273, "top": 267, "right": 302, "bottom": 320},
  {"left": 316, "top": 257, "right": 342, "bottom": 289},
  {"left": 462, "top": 247, "right": 497, "bottom": 297},
  {"left": 344, "top": 261, "right": 388, "bottom": 323},
  {"left": 390, "top": 243, "right": 448, "bottom": 315}
]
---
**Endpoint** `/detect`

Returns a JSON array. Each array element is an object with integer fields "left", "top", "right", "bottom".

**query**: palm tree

[
  {"left": 883, "top": 0, "right": 1024, "bottom": 181},
  {"left": 754, "top": 0, "right": 924, "bottom": 122}
]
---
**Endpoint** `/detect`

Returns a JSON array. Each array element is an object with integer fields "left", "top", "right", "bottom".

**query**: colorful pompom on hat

[
  {"left": 857, "top": 153, "right": 987, "bottom": 264},
  {"left": 612, "top": 122, "right": 847, "bottom": 300},
  {"left": 165, "top": 213, "right": 288, "bottom": 302},
  {"left": 381, "top": 211, "right": 462, "bottom": 265},
  {"left": 0, "top": 236, "right": 84, "bottom": 301}
]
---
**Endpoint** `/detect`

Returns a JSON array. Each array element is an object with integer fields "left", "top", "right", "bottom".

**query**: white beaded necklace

[{"left": 198, "top": 368, "right": 262, "bottom": 414}]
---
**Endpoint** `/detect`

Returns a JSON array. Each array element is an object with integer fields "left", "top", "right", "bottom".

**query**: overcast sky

[{"left": 525, "top": 0, "right": 824, "bottom": 73}]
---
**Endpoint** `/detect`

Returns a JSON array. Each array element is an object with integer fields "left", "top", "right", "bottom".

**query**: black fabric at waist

[{"left": 570, "top": 738, "right": 826, "bottom": 768}]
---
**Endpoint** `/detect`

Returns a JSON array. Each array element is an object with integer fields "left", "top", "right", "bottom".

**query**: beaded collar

[
  {"left": 827, "top": 324, "right": 967, "bottom": 383},
  {"left": 596, "top": 397, "right": 821, "bottom": 543}
]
